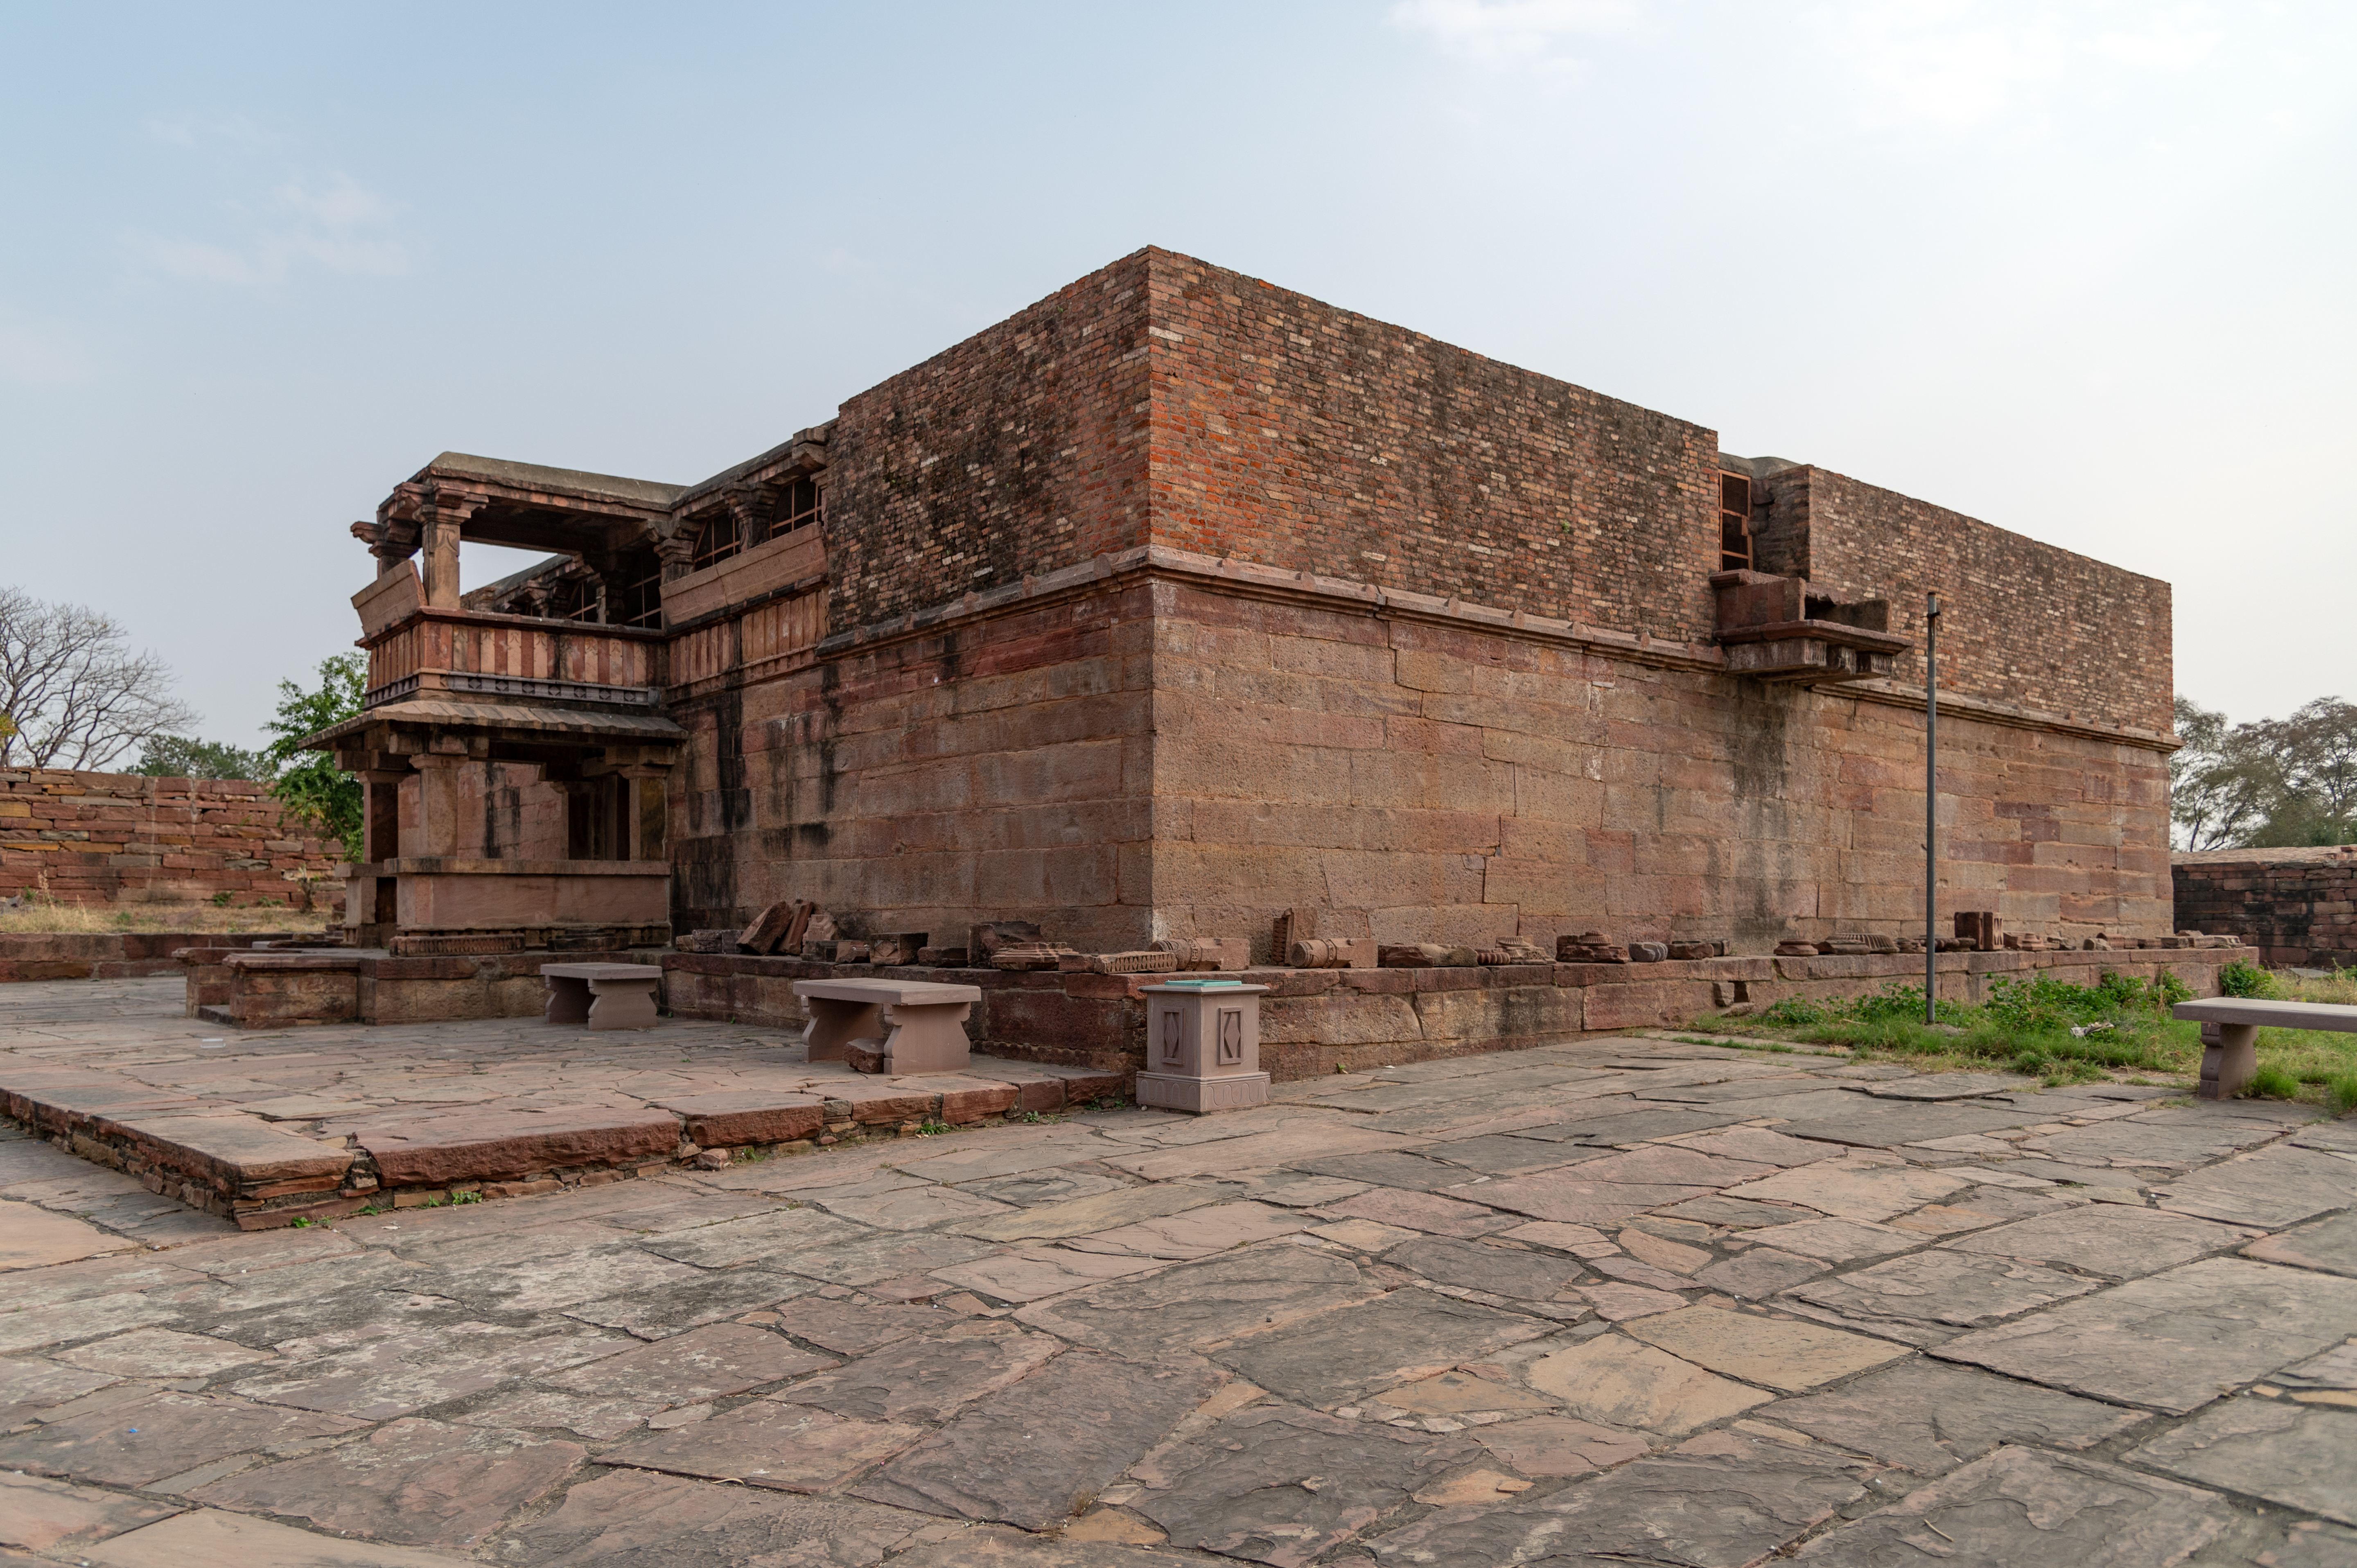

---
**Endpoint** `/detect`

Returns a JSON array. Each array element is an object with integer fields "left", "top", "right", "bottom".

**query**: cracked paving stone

[
  {"left": 1215, "top": 1287, "right": 1550, "bottom": 1408},
  {"left": 1657, "top": 1126, "right": 1847, "bottom": 1169},
  {"left": 600, "top": 1402, "right": 924, "bottom": 1492},
  {"left": 2155, "top": 1145, "right": 2357, "bottom": 1229},
  {"left": 0, "top": 1471, "right": 179, "bottom": 1554},
  {"left": 192, "top": 1252, "right": 424, "bottom": 1315},
  {"left": 1382, "top": 1369, "right": 1558, "bottom": 1417},
  {"left": 1369, "top": 1427, "right": 1876, "bottom": 1568},
  {"left": 1784, "top": 1250, "right": 2103, "bottom": 1329},
  {"left": 2242, "top": 1211, "right": 2357, "bottom": 1278},
  {"left": 1313, "top": 1186, "right": 1519, "bottom": 1236},
  {"left": 770, "top": 1230, "right": 999, "bottom": 1287},
  {"left": 924, "top": 1245, "right": 1165, "bottom": 1303},
  {"left": 449, "top": 1388, "right": 660, "bottom": 1439},
  {"left": 1575, "top": 1281, "right": 1688, "bottom": 1320},
  {"left": 1131, "top": 1403, "right": 1483, "bottom": 1568},
  {"left": 1074, "top": 1199, "right": 1310, "bottom": 1259},
  {"left": 1588, "top": 1253, "right": 1700, "bottom": 1292},
  {"left": 71, "top": 1507, "right": 483, "bottom": 1568},
  {"left": 1524, "top": 1335, "right": 1770, "bottom": 1435},
  {"left": 953, "top": 1182, "right": 1233, "bottom": 1243},
  {"left": 634, "top": 1208, "right": 869, "bottom": 1268},
  {"left": 0, "top": 1204, "right": 134, "bottom": 1270},
  {"left": 1383, "top": 1236, "right": 1583, "bottom": 1300},
  {"left": 0, "top": 1252, "right": 204, "bottom": 1312},
  {"left": 492, "top": 1466, "right": 922, "bottom": 1567},
  {"left": 1738, "top": 1217, "right": 1924, "bottom": 1263},
  {"left": 228, "top": 1321, "right": 627, "bottom": 1420},
  {"left": 1657, "top": 1195, "right": 1819, "bottom": 1229},
  {"left": 563, "top": 1266, "right": 817, "bottom": 1339},
  {"left": 955, "top": 1169, "right": 1127, "bottom": 1207},
  {"left": 2191, "top": 1517, "right": 2357, "bottom": 1568},
  {"left": 545, "top": 1322, "right": 834, "bottom": 1403},
  {"left": 2127, "top": 1394, "right": 2357, "bottom": 1527},
  {"left": 1887, "top": 1185, "right": 2082, "bottom": 1233},
  {"left": 1459, "top": 1173, "right": 1720, "bottom": 1227},
  {"left": 52, "top": 1328, "right": 273, "bottom": 1379},
  {"left": 2028, "top": 1115, "right": 2285, "bottom": 1169},
  {"left": 2273, "top": 1338, "right": 2357, "bottom": 1395},
  {"left": 1419, "top": 1135, "right": 1607, "bottom": 1176},
  {"left": 0, "top": 1290, "right": 182, "bottom": 1355},
  {"left": 1290, "top": 1150, "right": 1501, "bottom": 1194},
  {"left": 1510, "top": 1105, "right": 1757, "bottom": 1144},
  {"left": 1790, "top": 1444, "right": 2231, "bottom": 1566},
  {"left": 888, "top": 1524, "right": 1197, "bottom": 1566},
  {"left": 1691, "top": 1247, "right": 1827, "bottom": 1300},
  {"left": 769, "top": 1296, "right": 964, "bottom": 1356},
  {"left": 191, "top": 1416, "right": 583, "bottom": 1548},
  {"left": 0, "top": 1390, "right": 364, "bottom": 1485},
  {"left": 1945, "top": 1204, "right": 2262, "bottom": 1279},
  {"left": 1624, "top": 1304, "right": 1908, "bottom": 1391},
  {"left": 0, "top": 1358, "right": 117, "bottom": 1425},
  {"left": 1862, "top": 1072, "right": 2040, "bottom": 1101},
  {"left": 1934, "top": 1258, "right": 2357, "bottom": 1415},
  {"left": 770, "top": 1325, "right": 1061, "bottom": 1422},
  {"left": 1775, "top": 1103, "right": 2040, "bottom": 1149},
  {"left": 1474, "top": 1415, "right": 1650, "bottom": 1476},
  {"left": 1723, "top": 1161, "right": 1970, "bottom": 1223},
  {"left": 811, "top": 1184, "right": 1016, "bottom": 1230},
  {"left": 1014, "top": 1245, "right": 1380, "bottom": 1351},
  {"left": 853, "top": 1351, "right": 1226, "bottom": 1530},
  {"left": 1763, "top": 1358, "right": 2149, "bottom": 1475},
  {"left": 416, "top": 1244, "right": 699, "bottom": 1313},
  {"left": 1561, "top": 1145, "right": 1779, "bottom": 1189}
]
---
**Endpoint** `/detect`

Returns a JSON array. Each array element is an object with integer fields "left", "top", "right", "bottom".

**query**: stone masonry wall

[
  {"left": 1756, "top": 466, "right": 2173, "bottom": 736},
  {"left": 1146, "top": 579, "right": 2170, "bottom": 955},
  {"left": 1145, "top": 250, "right": 1725, "bottom": 643},
  {"left": 0, "top": 770, "right": 343, "bottom": 907},
  {"left": 390, "top": 762, "right": 567, "bottom": 860},
  {"left": 2173, "top": 845, "right": 2357, "bottom": 968}
]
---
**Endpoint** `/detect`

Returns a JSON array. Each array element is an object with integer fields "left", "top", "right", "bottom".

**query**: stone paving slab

[
  {"left": 2129, "top": 1394, "right": 2357, "bottom": 1527},
  {"left": 493, "top": 1467, "right": 924, "bottom": 1568},
  {"left": 2156, "top": 1144, "right": 2357, "bottom": 1227},
  {"left": 82, "top": 1507, "right": 483, "bottom": 1568},
  {"left": 1763, "top": 1357, "right": 2149, "bottom": 1475},
  {"left": 601, "top": 1402, "right": 927, "bottom": 1492},
  {"left": 1214, "top": 1286, "right": 1549, "bottom": 1408},
  {"left": 772, "top": 1327, "right": 1061, "bottom": 1423},
  {"left": 1622, "top": 1303, "right": 1909, "bottom": 1390},
  {"left": 0, "top": 1471, "right": 180, "bottom": 1557},
  {"left": 0, "top": 1390, "right": 366, "bottom": 1486},
  {"left": 1784, "top": 1249, "right": 2104, "bottom": 1329},
  {"left": 1948, "top": 1204, "right": 2263, "bottom": 1279},
  {"left": 2244, "top": 1212, "right": 2357, "bottom": 1277}
]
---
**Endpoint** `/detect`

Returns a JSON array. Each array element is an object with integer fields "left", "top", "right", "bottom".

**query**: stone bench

[
  {"left": 791, "top": 978, "right": 983, "bottom": 1075},
  {"left": 2172, "top": 997, "right": 2357, "bottom": 1099},
  {"left": 543, "top": 962, "right": 664, "bottom": 1031}
]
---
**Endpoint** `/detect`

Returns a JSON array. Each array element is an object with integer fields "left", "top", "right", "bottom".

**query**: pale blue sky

[{"left": 3, "top": 1, "right": 2349, "bottom": 746}]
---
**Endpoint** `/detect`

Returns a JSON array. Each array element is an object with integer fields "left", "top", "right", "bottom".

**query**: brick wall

[
  {"left": 0, "top": 771, "right": 343, "bottom": 907},
  {"left": 1755, "top": 466, "right": 2173, "bottom": 736},
  {"left": 2173, "top": 846, "right": 2357, "bottom": 968}
]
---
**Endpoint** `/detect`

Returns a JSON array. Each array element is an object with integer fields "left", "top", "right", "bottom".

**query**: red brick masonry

[{"left": 0, "top": 769, "right": 343, "bottom": 907}]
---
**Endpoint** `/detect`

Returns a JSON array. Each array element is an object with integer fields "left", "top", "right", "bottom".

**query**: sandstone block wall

[
  {"left": 0, "top": 770, "right": 343, "bottom": 907},
  {"left": 2173, "top": 845, "right": 2357, "bottom": 968}
]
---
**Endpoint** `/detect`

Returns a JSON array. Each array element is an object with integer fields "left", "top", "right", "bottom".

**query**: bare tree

[{"left": 0, "top": 587, "right": 200, "bottom": 769}]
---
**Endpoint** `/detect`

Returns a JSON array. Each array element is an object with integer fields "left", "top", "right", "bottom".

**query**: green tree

[
  {"left": 2172, "top": 694, "right": 2357, "bottom": 850},
  {"left": 130, "top": 735, "right": 268, "bottom": 781},
  {"left": 261, "top": 654, "right": 367, "bottom": 853}
]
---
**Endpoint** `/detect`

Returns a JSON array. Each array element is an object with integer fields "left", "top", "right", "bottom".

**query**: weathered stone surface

[
  {"left": 654, "top": 1090, "right": 826, "bottom": 1149},
  {"left": 1741, "top": 1217, "right": 1927, "bottom": 1262},
  {"left": 1418, "top": 1134, "right": 1601, "bottom": 1175},
  {"left": 1725, "top": 1160, "right": 1969, "bottom": 1222},
  {"left": 600, "top": 1403, "right": 925, "bottom": 1492},
  {"left": 1384, "top": 1236, "right": 1583, "bottom": 1299},
  {"left": 565, "top": 1267, "right": 815, "bottom": 1339},
  {"left": 1099, "top": 1124, "right": 1416, "bottom": 1182},
  {"left": 1132, "top": 1404, "right": 1482, "bottom": 1568},
  {"left": 1657, "top": 1126, "right": 1845, "bottom": 1167},
  {"left": 2128, "top": 1395, "right": 2357, "bottom": 1526},
  {"left": 0, "top": 1357, "right": 116, "bottom": 1425},
  {"left": 636, "top": 1207, "right": 868, "bottom": 1267},
  {"left": 1523, "top": 1335, "right": 1770, "bottom": 1434},
  {"left": 192, "top": 1417, "right": 584, "bottom": 1548},
  {"left": 0, "top": 1472, "right": 179, "bottom": 1554},
  {"left": 1512, "top": 1105, "right": 1757, "bottom": 1144},
  {"left": 1370, "top": 1428, "right": 1874, "bottom": 1567},
  {"left": 926, "top": 1245, "right": 1165, "bottom": 1303},
  {"left": 230, "top": 1322, "right": 624, "bottom": 1419},
  {"left": 1474, "top": 1415, "right": 1650, "bottom": 1476},
  {"left": 814, "top": 1184, "right": 1014, "bottom": 1231},
  {"left": 1786, "top": 1250, "right": 2103, "bottom": 1329},
  {"left": 855, "top": 1352, "right": 1225, "bottom": 1529},
  {"left": 772, "top": 1327, "right": 1061, "bottom": 1422},
  {"left": 121, "top": 1113, "right": 356, "bottom": 1185},
  {"left": 1790, "top": 1445, "right": 2229, "bottom": 1565},
  {"left": 1776, "top": 1104, "right": 2039, "bottom": 1149},
  {"left": 54, "top": 1328, "right": 271, "bottom": 1378},
  {"left": 450, "top": 1389, "right": 660, "bottom": 1439},
  {"left": 490, "top": 1466, "right": 920, "bottom": 1568},
  {"left": 769, "top": 1296, "right": 960, "bottom": 1356},
  {"left": 1935, "top": 1258, "right": 2357, "bottom": 1414},
  {"left": 545, "top": 1322, "right": 832, "bottom": 1403},
  {"left": 1693, "top": 1247, "right": 1826, "bottom": 1299},
  {"left": 422, "top": 1243, "right": 700, "bottom": 1313},
  {"left": 2028, "top": 1114, "right": 2284, "bottom": 1169},
  {"left": 0, "top": 1204, "right": 133, "bottom": 1270},
  {"left": 1574, "top": 1281, "right": 1689, "bottom": 1320},
  {"left": 0, "top": 1391, "right": 363, "bottom": 1485},
  {"left": 1617, "top": 1226, "right": 1710, "bottom": 1274},
  {"left": 1587, "top": 1253, "right": 1704, "bottom": 1291},
  {"left": 2244, "top": 1212, "right": 2357, "bottom": 1278},
  {"left": 0, "top": 1288, "right": 181, "bottom": 1354},
  {"left": 771, "top": 1231, "right": 999, "bottom": 1286},
  {"left": 955, "top": 1182, "right": 1228, "bottom": 1242},
  {"left": 1464, "top": 1173, "right": 1717, "bottom": 1227},
  {"left": 82, "top": 1507, "right": 483, "bottom": 1568},
  {"left": 1863, "top": 1072, "right": 2039, "bottom": 1100},
  {"left": 357, "top": 1107, "right": 679, "bottom": 1184},
  {"left": 1076, "top": 1200, "right": 1309, "bottom": 1259},
  {"left": 1380, "top": 1369, "right": 1556, "bottom": 1417},
  {"left": 1659, "top": 1194, "right": 1819, "bottom": 1228},
  {"left": 2145, "top": 1147, "right": 2353, "bottom": 1236},
  {"left": 1763, "top": 1357, "right": 2149, "bottom": 1475},
  {"left": 1290, "top": 1150, "right": 1491, "bottom": 1194},
  {"left": 1215, "top": 1288, "right": 1548, "bottom": 1407},
  {"left": 1946, "top": 1205, "right": 2261, "bottom": 1279},
  {"left": 1623, "top": 1304, "right": 1908, "bottom": 1391},
  {"left": 889, "top": 1524, "right": 1192, "bottom": 1566},
  {"left": 957, "top": 1169, "right": 1126, "bottom": 1207},
  {"left": 1314, "top": 1186, "right": 1517, "bottom": 1236}
]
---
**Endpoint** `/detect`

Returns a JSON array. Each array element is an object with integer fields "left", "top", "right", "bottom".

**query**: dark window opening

[
  {"left": 1719, "top": 472, "right": 1753, "bottom": 573},
  {"left": 692, "top": 511, "right": 740, "bottom": 572},
  {"left": 609, "top": 552, "right": 663, "bottom": 629},
  {"left": 775, "top": 475, "right": 821, "bottom": 536},
  {"left": 552, "top": 575, "right": 603, "bottom": 623}
]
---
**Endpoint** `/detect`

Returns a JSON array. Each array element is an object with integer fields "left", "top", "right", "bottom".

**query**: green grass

[{"left": 1686, "top": 967, "right": 2357, "bottom": 1106}]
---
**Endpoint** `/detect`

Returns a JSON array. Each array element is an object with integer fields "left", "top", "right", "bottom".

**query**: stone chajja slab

[
  {"left": 1946, "top": 1204, "right": 2261, "bottom": 1279},
  {"left": 771, "top": 1327, "right": 1061, "bottom": 1423},
  {"left": 1131, "top": 1404, "right": 1482, "bottom": 1568},
  {"left": 1785, "top": 1250, "right": 2102, "bottom": 1329},
  {"left": 1016, "top": 1246, "right": 1380, "bottom": 1351},
  {"left": 1384, "top": 1235, "right": 1583, "bottom": 1300},
  {"left": 2128, "top": 1394, "right": 2357, "bottom": 1525},
  {"left": 2243, "top": 1211, "right": 2357, "bottom": 1278},
  {"left": 601, "top": 1402, "right": 926, "bottom": 1492},
  {"left": 1523, "top": 1334, "right": 1770, "bottom": 1434},
  {"left": 1215, "top": 1287, "right": 1548, "bottom": 1408},
  {"left": 488, "top": 1466, "right": 921, "bottom": 1568},
  {"left": 0, "top": 1391, "right": 363, "bottom": 1486},
  {"left": 853, "top": 1351, "right": 1224, "bottom": 1530},
  {"left": 1934, "top": 1257, "right": 2357, "bottom": 1414},
  {"left": 1623, "top": 1304, "right": 1908, "bottom": 1391},
  {"left": 1789, "top": 1444, "right": 2229, "bottom": 1565},
  {"left": 191, "top": 1416, "right": 584, "bottom": 1549},
  {"left": 1763, "top": 1356, "right": 2149, "bottom": 1476}
]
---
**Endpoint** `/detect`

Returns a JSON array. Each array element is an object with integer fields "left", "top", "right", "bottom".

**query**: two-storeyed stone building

[{"left": 316, "top": 247, "right": 2175, "bottom": 975}]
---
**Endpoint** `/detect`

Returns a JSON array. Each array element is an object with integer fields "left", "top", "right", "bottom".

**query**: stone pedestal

[{"left": 1136, "top": 982, "right": 1270, "bottom": 1114}]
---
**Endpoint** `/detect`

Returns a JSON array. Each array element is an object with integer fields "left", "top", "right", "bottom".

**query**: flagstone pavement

[{"left": 2, "top": 977, "right": 2355, "bottom": 1567}]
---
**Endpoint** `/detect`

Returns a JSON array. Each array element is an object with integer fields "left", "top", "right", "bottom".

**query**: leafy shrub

[
  {"left": 2218, "top": 961, "right": 2277, "bottom": 999},
  {"left": 1753, "top": 997, "right": 1830, "bottom": 1027}
]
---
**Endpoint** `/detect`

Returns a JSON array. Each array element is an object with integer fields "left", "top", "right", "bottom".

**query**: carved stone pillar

[
  {"left": 409, "top": 753, "right": 469, "bottom": 860},
  {"left": 654, "top": 531, "right": 698, "bottom": 585},
  {"left": 418, "top": 485, "right": 487, "bottom": 609}
]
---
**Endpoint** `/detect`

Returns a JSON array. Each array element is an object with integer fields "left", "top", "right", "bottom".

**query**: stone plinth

[
  {"left": 791, "top": 978, "right": 983, "bottom": 1074},
  {"left": 1135, "top": 982, "right": 1270, "bottom": 1114},
  {"left": 543, "top": 962, "right": 665, "bottom": 1031}
]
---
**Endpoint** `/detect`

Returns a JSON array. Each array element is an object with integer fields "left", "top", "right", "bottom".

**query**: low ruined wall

[
  {"left": 2174, "top": 846, "right": 2357, "bottom": 969},
  {"left": 0, "top": 770, "right": 343, "bottom": 908},
  {"left": 660, "top": 946, "right": 2249, "bottom": 1082},
  {"left": 0, "top": 931, "right": 306, "bottom": 983}
]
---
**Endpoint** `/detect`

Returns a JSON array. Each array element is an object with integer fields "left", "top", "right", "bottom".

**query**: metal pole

[{"left": 1925, "top": 591, "right": 1940, "bottom": 1023}]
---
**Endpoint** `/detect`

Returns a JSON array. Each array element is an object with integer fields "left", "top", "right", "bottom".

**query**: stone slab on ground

[
  {"left": 0, "top": 1391, "right": 364, "bottom": 1486},
  {"left": 1382, "top": 1235, "right": 1583, "bottom": 1300},
  {"left": 1946, "top": 1204, "right": 2263, "bottom": 1279},
  {"left": 1213, "top": 1286, "right": 1549, "bottom": 1408},
  {"left": 635, "top": 1207, "right": 868, "bottom": 1267},
  {"left": 80, "top": 1507, "right": 483, "bottom": 1568},
  {"left": 0, "top": 1202, "right": 135, "bottom": 1269},
  {"left": 600, "top": 1402, "right": 926, "bottom": 1492},
  {"left": 1018, "top": 1247, "right": 1381, "bottom": 1351},
  {"left": 1522, "top": 1334, "right": 1770, "bottom": 1434},
  {"left": 1862, "top": 1072, "right": 2041, "bottom": 1100},
  {"left": 1763, "top": 1357, "right": 2150, "bottom": 1475},
  {"left": 770, "top": 1327, "right": 1061, "bottom": 1424},
  {"left": 2155, "top": 1145, "right": 2357, "bottom": 1228},
  {"left": 1692, "top": 1245, "right": 1829, "bottom": 1300},
  {"left": 0, "top": 1472, "right": 180, "bottom": 1556},
  {"left": 1622, "top": 1304, "right": 1909, "bottom": 1391},
  {"left": 357, "top": 1107, "right": 680, "bottom": 1186},
  {"left": 490, "top": 1467, "right": 923, "bottom": 1568},
  {"left": 1472, "top": 1414, "right": 1650, "bottom": 1476},
  {"left": 228, "top": 1322, "right": 629, "bottom": 1420},
  {"left": 1934, "top": 1258, "right": 2357, "bottom": 1414},
  {"left": 1773, "top": 1103, "right": 2041, "bottom": 1149},
  {"left": 2244, "top": 1212, "right": 2357, "bottom": 1278},
  {"left": 544, "top": 1322, "right": 833, "bottom": 1403},
  {"left": 1784, "top": 1249, "right": 2104, "bottom": 1329},
  {"left": 2128, "top": 1395, "right": 2357, "bottom": 1527}
]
